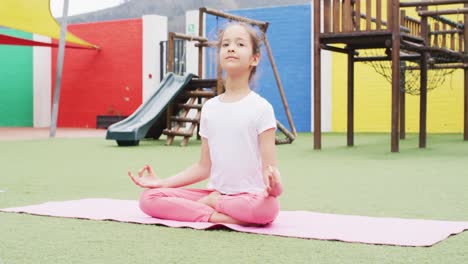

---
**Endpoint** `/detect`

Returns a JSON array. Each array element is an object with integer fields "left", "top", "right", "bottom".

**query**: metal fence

[{"left": 159, "top": 39, "right": 186, "bottom": 81}]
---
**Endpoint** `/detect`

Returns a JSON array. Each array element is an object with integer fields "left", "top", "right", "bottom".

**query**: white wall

[
  {"left": 33, "top": 34, "right": 51, "bottom": 128},
  {"left": 142, "top": 15, "right": 168, "bottom": 101},
  {"left": 185, "top": 10, "right": 206, "bottom": 78}
]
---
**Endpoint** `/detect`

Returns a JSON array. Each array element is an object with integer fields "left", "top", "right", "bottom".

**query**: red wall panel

[{"left": 52, "top": 19, "right": 142, "bottom": 128}]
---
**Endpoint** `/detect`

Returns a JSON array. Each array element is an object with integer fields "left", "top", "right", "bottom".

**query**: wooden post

[
  {"left": 450, "top": 25, "right": 455, "bottom": 50},
  {"left": 168, "top": 32, "right": 174, "bottom": 73},
  {"left": 355, "top": 0, "right": 361, "bottom": 31},
  {"left": 166, "top": 32, "right": 175, "bottom": 132},
  {"left": 460, "top": 21, "right": 464, "bottom": 53},
  {"left": 400, "top": 10, "right": 406, "bottom": 33},
  {"left": 387, "top": 0, "right": 392, "bottom": 31},
  {"left": 420, "top": 55, "right": 428, "bottom": 149},
  {"left": 420, "top": 4, "right": 429, "bottom": 148},
  {"left": 366, "top": 0, "right": 372, "bottom": 31},
  {"left": 314, "top": 0, "right": 322, "bottom": 149},
  {"left": 347, "top": 49, "right": 355, "bottom": 146},
  {"left": 442, "top": 23, "right": 447, "bottom": 48},
  {"left": 333, "top": 0, "right": 341, "bottom": 33},
  {"left": 391, "top": 0, "right": 400, "bottom": 152},
  {"left": 400, "top": 10, "right": 406, "bottom": 140},
  {"left": 464, "top": 3, "right": 468, "bottom": 140},
  {"left": 342, "top": 0, "right": 352, "bottom": 32},
  {"left": 376, "top": 0, "right": 382, "bottom": 30},
  {"left": 434, "top": 23, "right": 440, "bottom": 47},
  {"left": 264, "top": 35, "right": 297, "bottom": 136},
  {"left": 324, "top": 0, "right": 331, "bottom": 33},
  {"left": 400, "top": 61, "right": 406, "bottom": 140}
]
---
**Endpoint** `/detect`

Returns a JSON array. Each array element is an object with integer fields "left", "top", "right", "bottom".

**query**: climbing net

[{"left": 360, "top": 48, "right": 457, "bottom": 95}]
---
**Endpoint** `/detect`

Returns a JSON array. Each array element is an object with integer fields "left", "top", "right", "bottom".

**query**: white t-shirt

[{"left": 199, "top": 91, "right": 277, "bottom": 195}]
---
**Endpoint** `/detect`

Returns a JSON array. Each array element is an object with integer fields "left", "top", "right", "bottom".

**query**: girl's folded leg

[
  {"left": 139, "top": 188, "right": 216, "bottom": 222},
  {"left": 214, "top": 193, "right": 280, "bottom": 225}
]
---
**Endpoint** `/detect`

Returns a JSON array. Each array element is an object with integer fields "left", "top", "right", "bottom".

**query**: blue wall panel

[{"left": 206, "top": 4, "right": 311, "bottom": 132}]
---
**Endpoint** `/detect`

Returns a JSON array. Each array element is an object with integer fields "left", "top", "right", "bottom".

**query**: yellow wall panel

[{"left": 332, "top": 1, "right": 466, "bottom": 133}]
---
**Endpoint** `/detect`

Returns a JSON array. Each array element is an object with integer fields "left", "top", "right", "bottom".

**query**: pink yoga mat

[{"left": 1, "top": 198, "right": 467, "bottom": 247}]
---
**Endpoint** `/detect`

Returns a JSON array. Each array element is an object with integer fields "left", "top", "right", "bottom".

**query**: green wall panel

[{"left": 0, "top": 29, "right": 33, "bottom": 126}]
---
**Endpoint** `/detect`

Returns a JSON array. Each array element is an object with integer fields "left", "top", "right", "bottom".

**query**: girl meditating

[{"left": 128, "top": 22, "right": 283, "bottom": 226}]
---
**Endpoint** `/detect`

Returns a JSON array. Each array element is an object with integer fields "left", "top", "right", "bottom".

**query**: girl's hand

[
  {"left": 128, "top": 164, "right": 163, "bottom": 189},
  {"left": 263, "top": 165, "right": 283, "bottom": 197}
]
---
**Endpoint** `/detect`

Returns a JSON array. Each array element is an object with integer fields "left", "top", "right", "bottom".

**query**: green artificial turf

[{"left": 0, "top": 133, "right": 467, "bottom": 263}]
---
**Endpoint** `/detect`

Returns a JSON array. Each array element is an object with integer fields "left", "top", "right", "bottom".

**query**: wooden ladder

[{"left": 162, "top": 79, "right": 217, "bottom": 146}]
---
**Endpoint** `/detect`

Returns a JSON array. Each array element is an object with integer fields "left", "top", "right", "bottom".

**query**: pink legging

[{"left": 139, "top": 188, "right": 279, "bottom": 225}]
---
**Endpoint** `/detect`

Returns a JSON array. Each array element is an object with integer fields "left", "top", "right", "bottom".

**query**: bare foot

[
  {"left": 209, "top": 211, "right": 250, "bottom": 226},
  {"left": 198, "top": 191, "right": 221, "bottom": 209},
  {"left": 208, "top": 212, "right": 265, "bottom": 227}
]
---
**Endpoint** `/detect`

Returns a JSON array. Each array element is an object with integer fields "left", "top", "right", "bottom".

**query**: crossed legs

[{"left": 139, "top": 188, "right": 279, "bottom": 226}]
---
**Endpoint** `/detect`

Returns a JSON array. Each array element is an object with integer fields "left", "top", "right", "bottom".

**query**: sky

[{"left": 50, "top": 0, "right": 123, "bottom": 17}]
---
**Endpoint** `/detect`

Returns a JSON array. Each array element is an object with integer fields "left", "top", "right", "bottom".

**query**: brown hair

[{"left": 217, "top": 22, "right": 263, "bottom": 82}]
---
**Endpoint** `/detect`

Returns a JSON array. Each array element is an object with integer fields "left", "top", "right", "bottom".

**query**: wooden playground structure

[
  {"left": 161, "top": 7, "right": 297, "bottom": 146},
  {"left": 313, "top": 0, "right": 468, "bottom": 152}
]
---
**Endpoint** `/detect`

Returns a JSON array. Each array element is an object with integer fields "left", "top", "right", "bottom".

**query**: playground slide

[{"left": 106, "top": 72, "right": 195, "bottom": 146}]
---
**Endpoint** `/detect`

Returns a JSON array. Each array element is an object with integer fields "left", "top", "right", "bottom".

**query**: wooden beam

[
  {"left": 418, "top": 8, "right": 468, "bottom": 17},
  {"left": 407, "top": 64, "right": 468, "bottom": 70},
  {"left": 171, "top": 32, "right": 207, "bottom": 42},
  {"left": 354, "top": 54, "right": 421, "bottom": 62},
  {"left": 320, "top": 44, "right": 358, "bottom": 55},
  {"left": 199, "top": 7, "right": 267, "bottom": 29},
  {"left": 400, "top": 0, "right": 468, "bottom": 8}
]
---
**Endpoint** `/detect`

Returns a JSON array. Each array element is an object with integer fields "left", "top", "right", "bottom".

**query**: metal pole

[{"left": 50, "top": 0, "right": 69, "bottom": 138}]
